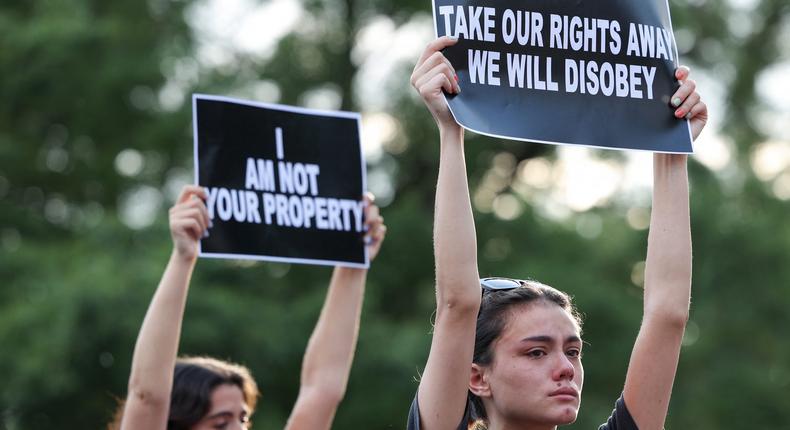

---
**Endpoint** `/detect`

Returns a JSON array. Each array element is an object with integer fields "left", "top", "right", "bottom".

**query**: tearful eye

[{"left": 526, "top": 349, "right": 547, "bottom": 358}]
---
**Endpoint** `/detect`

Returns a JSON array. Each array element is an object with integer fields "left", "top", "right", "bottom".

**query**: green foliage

[{"left": 2, "top": 0, "right": 790, "bottom": 429}]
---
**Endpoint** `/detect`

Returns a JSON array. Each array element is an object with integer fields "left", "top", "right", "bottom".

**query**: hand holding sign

[
  {"left": 169, "top": 185, "right": 210, "bottom": 261},
  {"left": 671, "top": 66, "right": 707, "bottom": 141},
  {"left": 411, "top": 36, "right": 462, "bottom": 133},
  {"left": 363, "top": 193, "right": 387, "bottom": 261}
]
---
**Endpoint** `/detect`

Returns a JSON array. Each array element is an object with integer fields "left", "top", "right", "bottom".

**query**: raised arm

[
  {"left": 120, "top": 185, "right": 210, "bottom": 430},
  {"left": 411, "top": 36, "right": 482, "bottom": 430},
  {"left": 623, "top": 67, "right": 707, "bottom": 430},
  {"left": 285, "top": 196, "right": 387, "bottom": 430}
]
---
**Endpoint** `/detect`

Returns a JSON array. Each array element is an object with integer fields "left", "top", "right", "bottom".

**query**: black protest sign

[
  {"left": 432, "top": 0, "right": 693, "bottom": 153},
  {"left": 193, "top": 95, "right": 368, "bottom": 268}
]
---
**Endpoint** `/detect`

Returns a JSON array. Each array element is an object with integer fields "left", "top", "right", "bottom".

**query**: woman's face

[
  {"left": 190, "top": 384, "right": 251, "bottom": 430},
  {"left": 482, "top": 302, "right": 584, "bottom": 427}
]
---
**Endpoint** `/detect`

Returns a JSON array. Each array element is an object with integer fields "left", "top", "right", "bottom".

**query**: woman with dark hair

[
  {"left": 110, "top": 185, "right": 386, "bottom": 430},
  {"left": 407, "top": 36, "right": 707, "bottom": 430}
]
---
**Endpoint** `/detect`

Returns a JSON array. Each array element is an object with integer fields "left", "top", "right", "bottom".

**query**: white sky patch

[
  {"left": 354, "top": 13, "right": 435, "bottom": 111},
  {"left": 361, "top": 112, "right": 398, "bottom": 163},
  {"left": 119, "top": 186, "right": 164, "bottom": 230},
  {"left": 187, "top": 0, "right": 303, "bottom": 67},
  {"left": 751, "top": 140, "right": 790, "bottom": 181},
  {"left": 550, "top": 147, "right": 623, "bottom": 212},
  {"left": 756, "top": 61, "right": 790, "bottom": 112},
  {"left": 694, "top": 132, "right": 734, "bottom": 172},
  {"left": 725, "top": 0, "right": 760, "bottom": 10},
  {"left": 115, "top": 149, "right": 145, "bottom": 177}
]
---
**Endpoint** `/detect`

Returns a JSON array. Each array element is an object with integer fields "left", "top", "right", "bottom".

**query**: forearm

[
  {"left": 644, "top": 154, "right": 691, "bottom": 323},
  {"left": 127, "top": 251, "right": 195, "bottom": 402},
  {"left": 298, "top": 266, "right": 367, "bottom": 401},
  {"left": 434, "top": 126, "right": 481, "bottom": 309}
]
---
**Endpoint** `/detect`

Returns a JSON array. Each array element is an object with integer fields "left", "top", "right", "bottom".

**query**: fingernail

[
  {"left": 202, "top": 230, "right": 210, "bottom": 238},
  {"left": 685, "top": 112, "right": 692, "bottom": 120},
  {"left": 672, "top": 97, "right": 681, "bottom": 107},
  {"left": 364, "top": 236, "right": 372, "bottom": 245},
  {"left": 454, "top": 74, "right": 459, "bottom": 82},
  {"left": 675, "top": 108, "right": 685, "bottom": 117}
]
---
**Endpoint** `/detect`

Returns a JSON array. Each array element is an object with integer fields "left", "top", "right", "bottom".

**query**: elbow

[
  {"left": 435, "top": 277, "right": 481, "bottom": 318},
  {"left": 436, "top": 291, "right": 481, "bottom": 320},
  {"left": 126, "top": 386, "right": 170, "bottom": 411},
  {"left": 644, "top": 306, "right": 690, "bottom": 330},
  {"left": 299, "top": 380, "right": 347, "bottom": 408},
  {"left": 126, "top": 376, "right": 171, "bottom": 410}
]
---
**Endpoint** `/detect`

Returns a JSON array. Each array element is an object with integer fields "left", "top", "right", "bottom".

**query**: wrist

[
  {"left": 332, "top": 266, "right": 368, "bottom": 289},
  {"left": 654, "top": 153, "right": 688, "bottom": 166},
  {"left": 439, "top": 125, "right": 464, "bottom": 149},
  {"left": 172, "top": 246, "right": 198, "bottom": 264},
  {"left": 439, "top": 121, "right": 464, "bottom": 137}
]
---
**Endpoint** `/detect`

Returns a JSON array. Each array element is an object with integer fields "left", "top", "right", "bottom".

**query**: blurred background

[{"left": 1, "top": 0, "right": 789, "bottom": 428}]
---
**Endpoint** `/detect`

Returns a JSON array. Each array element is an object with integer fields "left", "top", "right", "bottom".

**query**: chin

[{"left": 553, "top": 407, "right": 580, "bottom": 425}]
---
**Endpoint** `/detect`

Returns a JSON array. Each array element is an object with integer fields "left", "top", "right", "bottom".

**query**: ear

[{"left": 469, "top": 363, "right": 491, "bottom": 398}]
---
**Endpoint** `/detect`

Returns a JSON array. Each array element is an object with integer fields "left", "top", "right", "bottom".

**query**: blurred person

[
  {"left": 407, "top": 36, "right": 707, "bottom": 430},
  {"left": 109, "top": 185, "right": 387, "bottom": 430}
]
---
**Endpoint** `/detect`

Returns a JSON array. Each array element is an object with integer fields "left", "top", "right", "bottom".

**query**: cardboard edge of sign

[
  {"left": 444, "top": 101, "right": 695, "bottom": 154},
  {"left": 429, "top": 0, "right": 695, "bottom": 155},
  {"left": 199, "top": 251, "right": 370, "bottom": 269},
  {"left": 191, "top": 93, "right": 371, "bottom": 269},
  {"left": 192, "top": 93, "right": 362, "bottom": 120}
]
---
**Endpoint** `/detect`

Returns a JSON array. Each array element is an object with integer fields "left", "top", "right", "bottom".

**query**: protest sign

[
  {"left": 193, "top": 94, "right": 368, "bottom": 268},
  {"left": 432, "top": 0, "right": 693, "bottom": 153}
]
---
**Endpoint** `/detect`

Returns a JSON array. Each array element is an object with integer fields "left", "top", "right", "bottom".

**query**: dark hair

[
  {"left": 108, "top": 356, "right": 260, "bottom": 430},
  {"left": 467, "top": 280, "right": 582, "bottom": 428}
]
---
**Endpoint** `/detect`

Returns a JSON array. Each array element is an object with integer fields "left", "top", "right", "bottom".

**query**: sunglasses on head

[{"left": 480, "top": 277, "right": 524, "bottom": 294}]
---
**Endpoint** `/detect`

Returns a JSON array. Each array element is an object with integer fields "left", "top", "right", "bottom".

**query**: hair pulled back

[
  {"left": 108, "top": 356, "right": 259, "bottom": 430},
  {"left": 467, "top": 280, "right": 582, "bottom": 428}
]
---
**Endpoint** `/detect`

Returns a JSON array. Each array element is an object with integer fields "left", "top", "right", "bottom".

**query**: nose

[{"left": 552, "top": 352, "right": 575, "bottom": 381}]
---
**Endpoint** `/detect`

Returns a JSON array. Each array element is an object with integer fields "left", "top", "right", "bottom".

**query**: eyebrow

[
  {"left": 521, "top": 335, "right": 582, "bottom": 344},
  {"left": 204, "top": 411, "right": 233, "bottom": 420}
]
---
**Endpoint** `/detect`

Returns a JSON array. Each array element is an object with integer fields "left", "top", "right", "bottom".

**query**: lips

[{"left": 549, "top": 387, "right": 579, "bottom": 398}]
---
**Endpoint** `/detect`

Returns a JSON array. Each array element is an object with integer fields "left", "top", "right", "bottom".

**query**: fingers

[
  {"left": 368, "top": 221, "right": 387, "bottom": 246},
  {"left": 170, "top": 186, "right": 211, "bottom": 239},
  {"left": 365, "top": 204, "right": 380, "bottom": 229},
  {"left": 412, "top": 55, "right": 460, "bottom": 96},
  {"left": 412, "top": 51, "right": 456, "bottom": 87},
  {"left": 687, "top": 99, "right": 707, "bottom": 120},
  {"left": 362, "top": 193, "right": 386, "bottom": 246},
  {"left": 670, "top": 65, "right": 703, "bottom": 119},
  {"left": 414, "top": 36, "right": 458, "bottom": 70},
  {"left": 177, "top": 185, "right": 207, "bottom": 203},
  {"left": 675, "top": 65, "right": 690, "bottom": 82},
  {"left": 411, "top": 37, "right": 461, "bottom": 95},
  {"left": 363, "top": 191, "right": 375, "bottom": 207},
  {"left": 670, "top": 78, "right": 696, "bottom": 111},
  {"left": 415, "top": 62, "right": 459, "bottom": 95},
  {"left": 172, "top": 218, "right": 203, "bottom": 241},
  {"left": 675, "top": 91, "right": 699, "bottom": 119}
]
